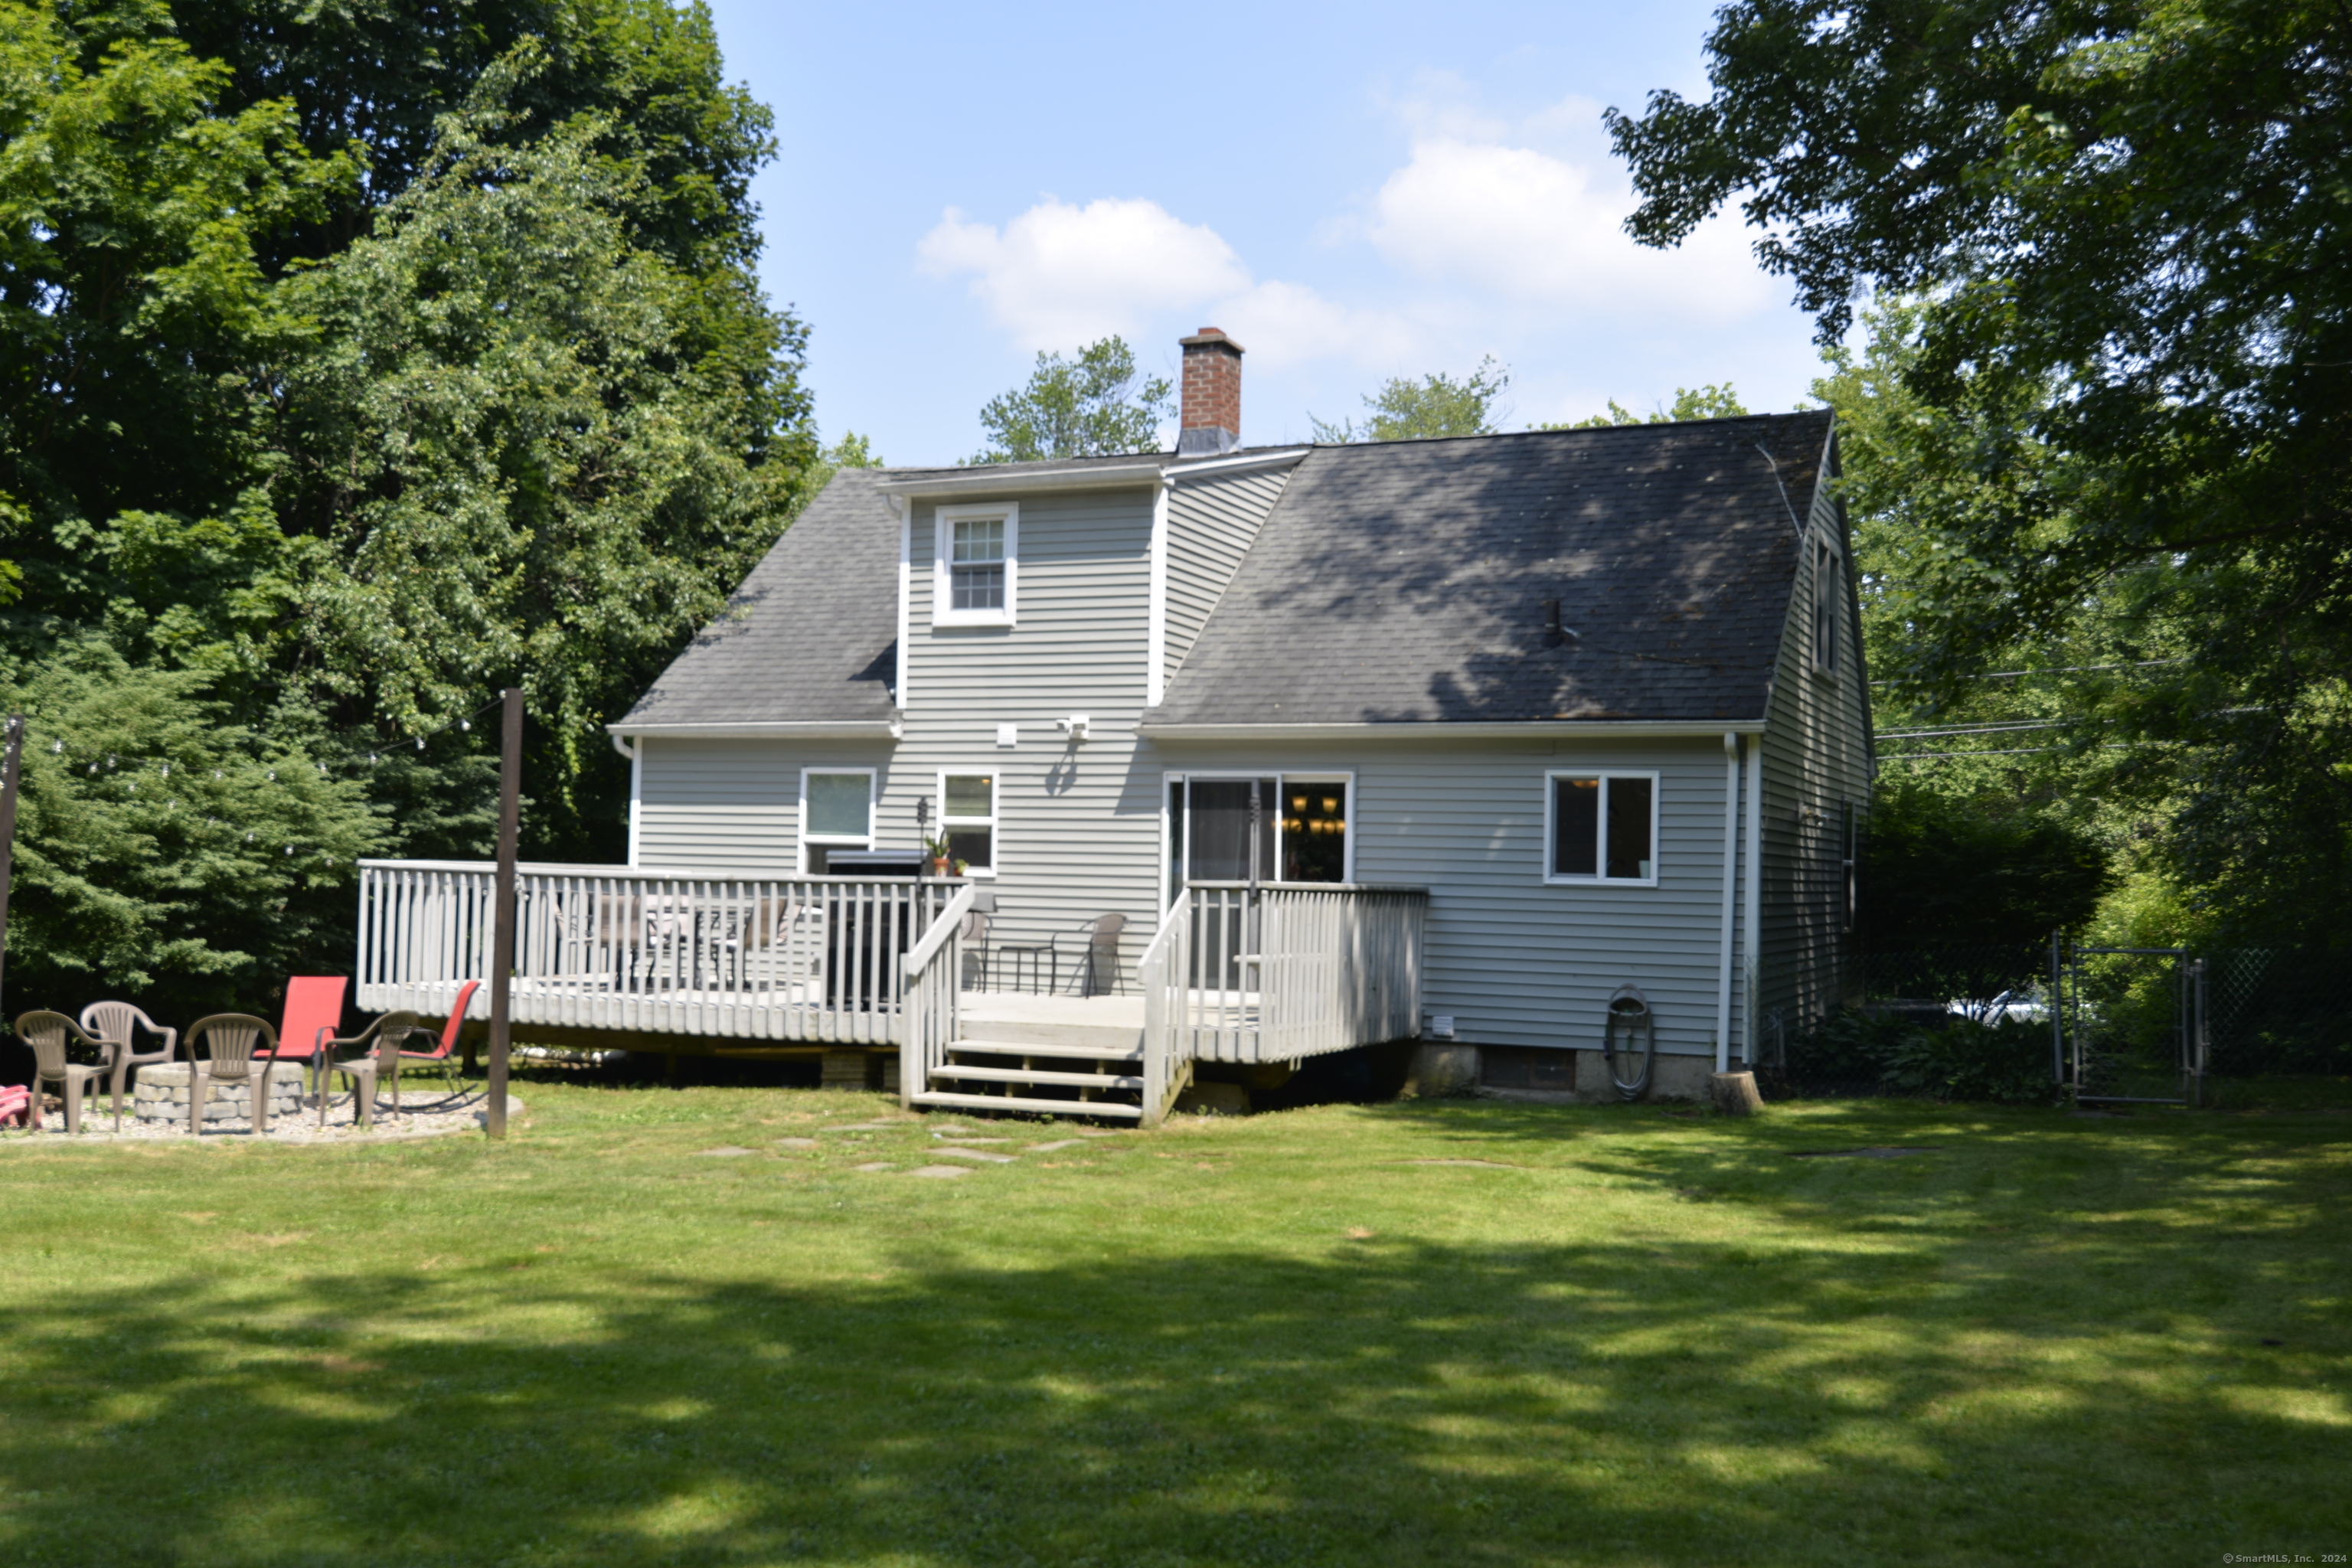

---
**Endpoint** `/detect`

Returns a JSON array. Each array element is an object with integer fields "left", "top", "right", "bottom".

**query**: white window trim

[
  {"left": 1543, "top": 769, "right": 1661, "bottom": 887},
  {"left": 933, "top": 501, "right": 1018, "bottom": 627},
  {"left": 798, "top": 767, "right": 877, "bottom": 871},
  {"left": 1162, "top": 769, "right": 1357, "bottom": 892},
  {"left": 935, "top": 768, "right": 1000, "bottom": 879}
]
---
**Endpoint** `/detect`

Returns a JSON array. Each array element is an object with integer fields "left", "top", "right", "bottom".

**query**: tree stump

[{"left": 1710, "top": 1070, "right": 1764, "bottom": 1116}]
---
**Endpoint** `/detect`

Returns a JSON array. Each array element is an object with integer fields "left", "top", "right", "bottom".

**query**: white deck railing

[
  {"left": 1143, "top": 881, "right": 1429, "bottom": 1106},
  {"left": 356, "top": 860, "right": 960, "bottom": 1044}
]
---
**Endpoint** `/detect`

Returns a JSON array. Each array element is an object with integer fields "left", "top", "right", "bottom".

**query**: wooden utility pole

[
  {"left": 0, "top": 715, "right": 22, "bottom": 1018},
  {"left": 485, "top": 688, "right": 522, "bottom": 1138}
]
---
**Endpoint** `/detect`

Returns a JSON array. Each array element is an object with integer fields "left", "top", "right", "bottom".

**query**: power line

[{"left": 1870, "top": 658, "right": 2187, "bottom": 687}]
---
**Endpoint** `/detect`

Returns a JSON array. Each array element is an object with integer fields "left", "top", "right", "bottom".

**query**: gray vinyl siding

[
  {"left": 635, "top": 739, "right": 891, "bottom": 871},
  {"left": 1163, "top": 466, "right": 1292, "bottom": 682},
  {"left": 1142, "top": 735, "right": 1737, "bottom": 1057},
  {"left": 893, "top": 486, "right": 1165, "bottom": 977},
  {"left": 1756, "top": 430, "right": 1874, "bottom": 1039}
]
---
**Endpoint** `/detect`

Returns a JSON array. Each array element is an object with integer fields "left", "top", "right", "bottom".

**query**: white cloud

[
  {"left": 1365, "top": 137, "right": 1775, "bottom": 321},
  {"left": 920, "top": 196, "right": 1419, "bottom": 371},
  {"left": 1207, "top": 280, "right": 1422, "bottom": 371},
  {"left": 917, "top": 198, "right": 1249, "bottom": 350}
]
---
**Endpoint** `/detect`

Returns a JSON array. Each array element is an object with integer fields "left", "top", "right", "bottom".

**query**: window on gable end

[{"left": 935, "top": 503, "right": 1018, "bottom": 626}]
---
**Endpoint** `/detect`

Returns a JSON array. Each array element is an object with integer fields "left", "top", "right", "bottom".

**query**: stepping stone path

[
  {"left": 935, "top": 1148, "right": 1017, "bottom": 1164},
  {"left": 775, "top": 1138, "right": 819, "bottom": 1149},
  {"left": 854, "top": 1161, "right": 895, "bottom": 1173},
  {"left": 694, "top": 1146, "right": 760, "bottom": 1158},
  {"left": 907, "top": 1165, "right": 972, "bottom": 1179},
  {"left": 828, "top": 1122, "right": 910, "bottom": 1132},
  {"left": 932, "top": 1134, "right": 1010, "bottom": 1144},
  {"left": 1028, "top": 1139, "right": 1086, "bottom": 1152}
]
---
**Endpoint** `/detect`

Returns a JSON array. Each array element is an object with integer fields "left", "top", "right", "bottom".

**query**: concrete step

[
  {"left": 945, "top": 1039, "right": 1142, "bottom": 1065},
  {"left": 931, "top": 1064, "right": 1146, "bottom": 1091},
  {"left": 912, "top": 1089, "right": 1143, "bottom": 1120}
]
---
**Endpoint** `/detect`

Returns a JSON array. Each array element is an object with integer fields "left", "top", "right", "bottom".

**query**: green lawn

[{"left": 3, "top": 1085, "right": 2347, "bottom": 1566}]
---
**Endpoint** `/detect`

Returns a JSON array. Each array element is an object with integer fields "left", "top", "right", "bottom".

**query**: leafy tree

[
  {"left": 971, "top": 337, "right": 1171, "bottom": 462},
  {"left": 1546, "top": 383, "right": 1748, "bottom": 430},
  {"left": 1312, "top": 357, "right": 1509, "bottom": 443},
  {"left": 279, "top": 103, "right": 799, "bottom": 851},
  {"left": 1, "top": 640, "right": 380, "bottom": 1019},
  {"left": 1863, "top": 779, "right": 2115, "bottom": 950},
  {"left": 1608, "top": 0, "right": 2352, "bottom": 946}
]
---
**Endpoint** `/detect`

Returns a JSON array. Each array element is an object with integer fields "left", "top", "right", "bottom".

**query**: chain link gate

[{"left": 2057, "top": 944, "right": 2209, "bottom": 1106}]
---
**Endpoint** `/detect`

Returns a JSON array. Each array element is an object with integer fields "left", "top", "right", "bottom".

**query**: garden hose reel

[{"left": 1602, "top": 985, "right": 1655, "bottom": 1102}]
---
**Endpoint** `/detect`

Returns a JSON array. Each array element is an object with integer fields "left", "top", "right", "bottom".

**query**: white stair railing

[
  {"left": 1138, "top": 887, "right": 1195, "bottom": 1127},
  {"left": 358, "top": 860, "right": 956, "bottom": 1043},
  {"left": 899, "top": 884, "right": 977, "bottom": 1109}
]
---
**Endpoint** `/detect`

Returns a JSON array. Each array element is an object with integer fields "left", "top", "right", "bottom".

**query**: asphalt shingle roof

[
  {"left": 619, "top": 468, "right": 901, "bottom": 728},
  {"left": 620, "top": 416, "right": 1833, "bottom": 731},
  {"left": 1148, "top": 411, "right": 1832, "bottom": 727}
]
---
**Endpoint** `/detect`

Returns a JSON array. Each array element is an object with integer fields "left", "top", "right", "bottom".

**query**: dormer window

[{"left": 935, "top": 503, "right": 1018, "bottom": 626}]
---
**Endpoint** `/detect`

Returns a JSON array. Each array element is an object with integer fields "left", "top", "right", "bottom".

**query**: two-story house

[{"left": 355, "top": 329, "right": 1870, "bottom": 1121}]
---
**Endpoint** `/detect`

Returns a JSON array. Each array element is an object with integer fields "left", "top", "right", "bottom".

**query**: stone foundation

[{"left": 132, "top": 1063, "right": 305, "bottom": 1126}]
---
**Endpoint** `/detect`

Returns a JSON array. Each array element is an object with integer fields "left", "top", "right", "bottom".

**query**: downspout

[
  {"left": 1743, "top": 733, "right": 1765, "bottom": 1063},
  {"left": 610, "top": 732, "right": 642, "bottom": 867},
  {"left": 1146, "top": 475, "right": 1171, "bottom": 705},
  {"left": 893, "top": 496, "right": 912, "bottom": 711},
  {"left": 1717, "top": 733, "right": 1740, "bottom": 1074}
]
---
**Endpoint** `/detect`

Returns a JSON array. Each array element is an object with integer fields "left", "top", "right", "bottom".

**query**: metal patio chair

[
  {"left": 1057, "top": 913, "right": 1130, "bottom": 998},
  {"left": 80, "top": 1001, "right": 178, "bottom": 1127},
  {"left": 184, "top": 1014, "right": 286, "bottom": 1137},
  {"left": 15, "top": 1011, "right": 113, "bottom": 1133}
]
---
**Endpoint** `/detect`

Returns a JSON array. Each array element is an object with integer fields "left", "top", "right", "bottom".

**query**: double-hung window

[
  {"left": 935, "top": 503, "right": 1017, "bottom": 626},
  {"left": 800, "top": 769, "right": 874, "bottom": 874},
  {"left": 939, "top": 772, "right": 997, "bottom": 875},
  {"left": 1813, "top": 537, "right": 1842, "bottom": 675},
  {"left": 1545, "top": 771, "right": 1658, "bottom": 885}
]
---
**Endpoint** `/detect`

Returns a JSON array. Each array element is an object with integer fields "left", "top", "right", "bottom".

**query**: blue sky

[{"left": 705, "top": 0, "right": 1831, "bottom": 467}]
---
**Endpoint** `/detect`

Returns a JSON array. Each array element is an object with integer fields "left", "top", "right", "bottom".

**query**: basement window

[{"left": 1544, "top": 771, "right": 1658, "bottom": 886}]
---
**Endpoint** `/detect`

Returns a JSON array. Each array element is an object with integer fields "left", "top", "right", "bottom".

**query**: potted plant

[{"left": 924, "top": 835, "right": 953, "bottom": 876}]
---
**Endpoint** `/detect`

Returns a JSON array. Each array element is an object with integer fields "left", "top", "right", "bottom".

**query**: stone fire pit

[{"left": 132, "top": 1063, "right": 306, "bottom": 1128}]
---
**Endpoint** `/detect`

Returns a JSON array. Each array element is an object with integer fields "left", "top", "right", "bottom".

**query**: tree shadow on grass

[{"left": 4, "top": 1167, "right": 2348, "bottom": 1567}]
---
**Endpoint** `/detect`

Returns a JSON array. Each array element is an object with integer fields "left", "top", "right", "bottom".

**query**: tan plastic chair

[
  {"left": 184, "top": 1014, "right": 284, "bottom": 1137},
  {"left": 80, "top": 1001, "right": 178, "bottom": 1127},
  {"left": 15, "top": 1011, "right": 113, "bottom": 1133},
  {"left": 317, "top": 1011, "right": 420, "bottom": 1129},
  {"left": 1060, "top": 913, "right": 1129, "bottom": 998}
]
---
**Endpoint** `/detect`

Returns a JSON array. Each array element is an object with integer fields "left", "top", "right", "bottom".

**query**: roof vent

[{"left": 1543, "top": 599, "right": 1576, "bottom": 648}]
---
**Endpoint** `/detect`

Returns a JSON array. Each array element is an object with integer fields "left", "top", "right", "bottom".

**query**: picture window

[{"left": 1546, "top": 772, "right": 1658, "bottom": 884}]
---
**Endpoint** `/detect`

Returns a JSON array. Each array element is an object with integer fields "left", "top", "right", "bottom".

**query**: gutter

[
  {"left": 1136, "top": 720, "right": 1767, "bottom": 741},
  {"left": 877, "top": 461, "right": 1167, "bottom": 499},
  {"left": 1164, "top": 448, "right": 1309, "bottom": 481},
  {"left": 607, "top": 720, "right": 903, "bottom": 742}
]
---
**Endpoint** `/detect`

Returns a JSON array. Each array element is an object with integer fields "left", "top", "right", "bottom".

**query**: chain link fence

[{"left": 1755, "top": 945, "right": 2352, "bottom": 1108}]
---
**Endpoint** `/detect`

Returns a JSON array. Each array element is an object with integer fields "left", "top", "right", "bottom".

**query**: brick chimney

[{"left": 1178, "top": 327, "right": 1243, "bottom": 458}]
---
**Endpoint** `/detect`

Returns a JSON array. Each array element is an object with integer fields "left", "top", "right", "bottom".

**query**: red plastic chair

[
  {"left": 397, "top": 979, "right": 479, "bottom": 1099},
  {"left": 270, "top": 977, "right": 348, "bottom": 1099}
]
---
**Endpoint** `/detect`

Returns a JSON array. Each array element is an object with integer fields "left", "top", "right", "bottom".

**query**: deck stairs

[{"left": 909, "top": 995, "right": 1162, "bottom": 1122}]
